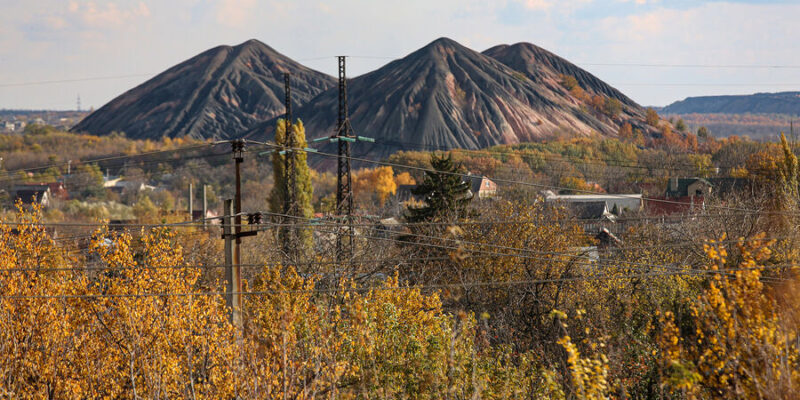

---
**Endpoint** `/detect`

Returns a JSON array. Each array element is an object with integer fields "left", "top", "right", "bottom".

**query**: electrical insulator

[{"left": 247, "top": 213, "right": 262, "bottom": 225}]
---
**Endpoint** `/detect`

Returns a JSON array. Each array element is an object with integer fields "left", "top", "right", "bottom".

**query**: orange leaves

[{"left": 352, "top": 166, "right": 400, "bottom": 207}]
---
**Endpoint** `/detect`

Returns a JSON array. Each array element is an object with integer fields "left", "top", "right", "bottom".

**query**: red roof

[{"left": 645, "top": 196, "right": 704, "bottom": 216}]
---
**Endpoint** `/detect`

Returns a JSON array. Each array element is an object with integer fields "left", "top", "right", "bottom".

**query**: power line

[
  {"left": 577, "top": 62, "right": 800, "bottom": 69},
  {"left": 0, "top": 264, "right": 790, "bottom": 300},
  {"left": 0, "top": 74, "right": 156, "bottom": 88}
]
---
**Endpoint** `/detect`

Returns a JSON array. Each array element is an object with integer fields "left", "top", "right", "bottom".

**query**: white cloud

[
  {"left": 617, "top": 0, "right": 659, "bottom": 4},
  {"left": 0, "top": 0, "right": 798, "bottom": 108},
  {"left": 69, "top": 1, "right": 151, "bottom": 28},
  {"left": 516, "top": 0, "right": 593, "bottom": 13},
  {"left": 215, "top": 0, "right": 258, "bottom": 26},
  {"left": 523, "top": 0, "right": 553, "bottom": 10}
]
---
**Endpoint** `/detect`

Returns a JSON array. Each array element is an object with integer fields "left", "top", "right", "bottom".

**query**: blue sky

[{"left": 0, "top": 0, "right": 798, "bottom": 109}]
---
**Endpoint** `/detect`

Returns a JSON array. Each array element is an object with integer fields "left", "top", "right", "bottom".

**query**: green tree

[
  {"left": 67, "top": 163, "right": 106, "bottom": 200},
  {"left": 133, "top": 194, "right": 158, "bottom": 222},
  {"left": 697, "top": 126, "right": 710, "bottom": 139},
  {"left": 405, "top": 153, "right": 473, "bottom": 223},
  {"left": 269, "top": 119, "right": 314, "bottom": 256},
  {"left": 675, "top": 118, "right": 687, "bottom": 132}
]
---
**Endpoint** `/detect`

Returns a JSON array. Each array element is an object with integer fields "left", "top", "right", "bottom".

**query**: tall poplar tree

[{"left": 269, "top": 119, "right": 314, "bottom": 257}]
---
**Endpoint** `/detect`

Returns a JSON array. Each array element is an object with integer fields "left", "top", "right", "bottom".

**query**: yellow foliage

[
  {"left": 658, "top": 234, "right": 800, "bottom": 399},
  {"left": 0, "top": 206, "right": 557, "bottom": 398},
  {"left": 395, "top": 171, "right": 416, "bottom": 186},
  {"left": 0, "top": 206, "right": 237, "bottom": 398},
  {"left": 353, "top": 166, "right": 397, "bottom": 206}
]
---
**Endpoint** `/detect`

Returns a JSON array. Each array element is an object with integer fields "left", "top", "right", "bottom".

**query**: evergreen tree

[
  {"left": 675, "top": 118, "right": 687, "bottom": 132},
  {"left": 269, "top": 119, "right": 314, "bottom": 257},
  {"left": 405, "top": 153, "right": 473, "bottom": 223},
  {"left": 697, "top": 126, "right": 710, "bottom": 139}
]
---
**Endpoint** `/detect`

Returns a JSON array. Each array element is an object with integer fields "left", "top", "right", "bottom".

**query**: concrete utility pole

[
  {"left": 223, "top": 140, "right": 257, "bottom": 332},
  {"left": 222, "top": 199, "right": 241, "bottom": 329},
  {"left": 202, "top": 185, "right": 208, "bottom": 230},
  {"left": 188, "top": 183, "right": 193, "bottom": 221}
]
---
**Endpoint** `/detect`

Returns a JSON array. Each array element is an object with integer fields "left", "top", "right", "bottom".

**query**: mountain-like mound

[
  {"left": 246, "top": 38, "right": 649, "bottom": 160},
  {"left": 661, "top": 92, "right": 800, "bottom": 115},
  {"left": 483, "top": 42, "right": 640, "bottom": 111},
  {"left": 72, "top": 39, "right": 335, "bottom": 140}
]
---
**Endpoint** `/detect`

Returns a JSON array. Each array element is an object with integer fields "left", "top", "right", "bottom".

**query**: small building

[
  {"left": 191, "top": 209, "right": 220, "bottom": 225},
  {"left": 542, "top": 191, "right": 643, "bottom": 215},
  {"left": 2, "top": 121, "right": 14, "bottom": 132},
  {"left": 646, "top": 177, "right": 713, "bottom": 216},
  {"left": 103, "top": 177, "right": 156, "bottom": 194},
  {"left": 565, "top": 201, "right": 617, "bottom": 223},
  {"left": 467, "top": 175, "right": 498, "bottom": 199},
  {"left": 665, "top": 177, "right": 711, "bottom": 199},
  {"left": 645, "top": 195, "right": 704, "bottom": 216},
  {"left": 46, "top": 182, "right": 69, "bottom": 200},
  {"left": 13, "top": 185, "right": 52, "bottom": 207},
  {"left": 395, "top": 184, "right": 422, "bottom": 203}
]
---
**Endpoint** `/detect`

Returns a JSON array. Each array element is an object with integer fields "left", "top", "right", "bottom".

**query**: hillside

[
  {"left": 661, "top": 91, "right": 800, "bottom": 115},
  {"left": 663, "top": 113, "right": 794, "bottom": 140},
  {"left": 72, "top": 39, "right": 335, "bottom": 140},
  {"left": 245, "top": 38, "right": 651, "bottom": 160},
  {"left": 482, "top": 42, "right": 640, "bottom": 111}
]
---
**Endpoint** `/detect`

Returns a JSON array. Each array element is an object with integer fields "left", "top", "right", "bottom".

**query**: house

[
  {"left": 565, "top": 201, "right": 617, "bottom": 222},
  {"left": 13, "top": 185, "right": 52, "bottom": 207},
  {"left": 2, "top": 121, "right": 14, "bottom": 132},
  {"left": 45, "top": 182, "right": 69, "bottom": 200},
  {"left": 665, "top": 177, "right": 711, "bottom": 199},
  {"left": 395, "top": 184, "right": 422, "bottom": 203},
  {"left": 646, "top": 177, "right": 711, "bottom": 216},
  {"left": 542, "top": 191, "right": 643, "bottom": 215},
  {"left": 467, "top": 175, "right": 498, "bottom": 199},
  {"left": 103, "top": 177, "right": 156, "bottom": 194},
  {"left": 191, "top": 209, "right": 220, "bottom": 225}
]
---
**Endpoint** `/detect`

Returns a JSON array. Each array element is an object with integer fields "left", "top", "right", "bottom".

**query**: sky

[{"left": 0, "top": 0, "right": 798, "bottom": 110}]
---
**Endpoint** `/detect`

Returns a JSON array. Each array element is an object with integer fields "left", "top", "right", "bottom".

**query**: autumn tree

[
  {"left": 603, "top": 97, "right": 622, "bottom": 119},
  {"left": 352, "top": 166, "right": 397, "bottom": 207},
  {"left": 658, "top": 235, "right": 800, "bottom": 399},
  {"left": 269, "top": 119, "right": 314, "bottom": 256},
  {"left": 395, "top": 171, "right": 416, "bottom": 185},
  {"left": 0, "top": 206, "right": 239, "bottom": 398},
  {"left": 618, "top": 122, "right": 633, "bottom": 141},
  {"left": 645, "top": 108, "right": 660, "bottom": 127},
  {"left": 559, "top": 74, "right": 579, "bottom": 90}
]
